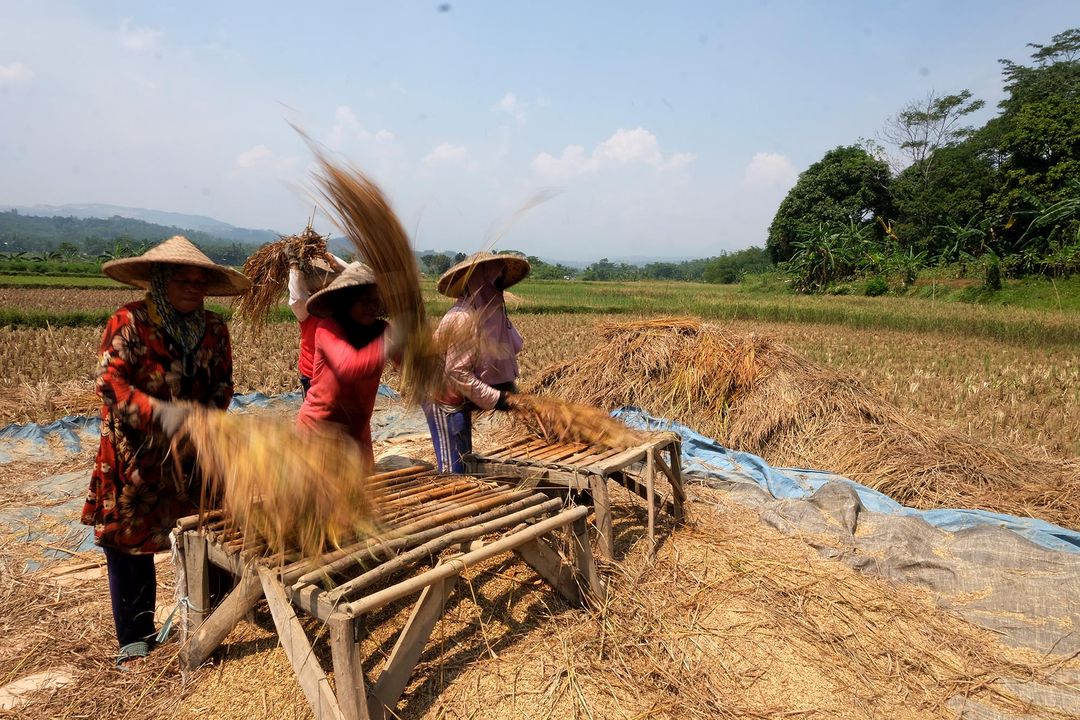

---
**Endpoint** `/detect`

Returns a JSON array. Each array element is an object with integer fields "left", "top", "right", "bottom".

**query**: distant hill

[
  {"left": 0, "top": 211, "right": 261, "bottom": 264},
  {"left": 0, "top": 203, "right": 279, "bottom": 246}
]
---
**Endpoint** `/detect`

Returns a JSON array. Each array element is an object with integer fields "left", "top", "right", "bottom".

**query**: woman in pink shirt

[
  {"left": 425, "top": 252, "right": 531, "bottom": 472},
  {"left": 295, "top": 262, "right": 398, "bottom": 470}
]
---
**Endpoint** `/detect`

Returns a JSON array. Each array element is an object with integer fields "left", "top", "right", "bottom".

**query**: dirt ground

[{"left": 1, "top": 405, "right": 1076, "bottom": 719}]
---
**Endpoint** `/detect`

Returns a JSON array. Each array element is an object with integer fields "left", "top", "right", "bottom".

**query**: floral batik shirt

[{"left": 81, "top": 299, "right": 233, "bottom": 554}]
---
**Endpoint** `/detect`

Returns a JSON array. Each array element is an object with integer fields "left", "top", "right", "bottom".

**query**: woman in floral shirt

[{"left": 81, "top": 235, "right": 249, "bottom": 666}]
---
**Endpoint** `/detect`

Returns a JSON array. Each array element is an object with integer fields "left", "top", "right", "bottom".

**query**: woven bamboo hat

[
  {"left": 306, "top": 262, "right": 378, "bottom": 318},
  {"left": 437, "top": 251, "right": 531, "bottom": 298},
  {"left": 102, "top": 235, "right": 251, "bottom": 296},
  {"left": 303, "top": 255, "right": 345, "bottom": 293}
]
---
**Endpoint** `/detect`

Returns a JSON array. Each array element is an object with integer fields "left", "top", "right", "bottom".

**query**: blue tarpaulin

[
  {"left": 0, "top": 386, "right": 402, "bottom": 463},
  {"left": 612, "top": 406, "right": 1080, "bottom": 554}
]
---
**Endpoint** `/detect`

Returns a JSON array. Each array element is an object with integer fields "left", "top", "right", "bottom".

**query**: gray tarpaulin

[
  {"left": 613, "top": 407, "right": 1080, "bottom": 657},
  {"left": 615, "top": 407, "right": 1080, "bottom": 717}
]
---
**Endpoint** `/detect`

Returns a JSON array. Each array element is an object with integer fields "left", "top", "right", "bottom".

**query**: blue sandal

[{"left": 115, "top": 641, "right": 150, "bottom": 670}]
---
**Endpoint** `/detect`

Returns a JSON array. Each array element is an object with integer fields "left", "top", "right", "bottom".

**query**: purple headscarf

[{"left": 447, "top": 261, "right": 523, "bottom": 386}]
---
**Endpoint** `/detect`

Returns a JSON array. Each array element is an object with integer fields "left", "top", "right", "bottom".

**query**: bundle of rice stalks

[
  {"left": 233, "top": 224, "right": 335, "bottom": 334},
  {"left": 306, "top": 147, "right": 445, "bottom": 405},
  {"left": 176, "top": 406, "right": 383, "bottom": 559},
  {"left": 526, "top": 317, "right": 1080, "bottom": 529},
  {"left": 506, "top": 392, "right": 646, "bottom": 449}
]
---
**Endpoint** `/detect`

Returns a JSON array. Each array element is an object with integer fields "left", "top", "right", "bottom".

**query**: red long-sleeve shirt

[{"left": 295, "top": 318, "right": 387, "bottom": 467}]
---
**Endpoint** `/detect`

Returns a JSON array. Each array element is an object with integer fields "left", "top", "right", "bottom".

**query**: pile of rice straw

[
  {"left": 233, "top": 224, "right": 335, "bottom": 334},
  {"left": 526, "top": 317, "right": 1080, "bottom": 529},
  {"left": 506, "top": 392, "right": 645, "bottom": 449},
  {"left": 1, "top": 379, "right": 99, "bottom": 424},
  {"left": 176, "top": 406, "right": 383, "bottom": 559}
]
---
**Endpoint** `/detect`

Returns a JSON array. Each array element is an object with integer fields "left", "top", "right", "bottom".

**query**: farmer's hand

[
  {"left": 153, "top": 401, "right": 190, "bottom": 438},
  {"left": 386, "top": 320, "right": 408, "bottom": 361},
  {"left": 284, "top": 243, "right": 300, "bottom": 267},
  {"left": 494, "top": 389, "right": 513, "bottom": 411}
]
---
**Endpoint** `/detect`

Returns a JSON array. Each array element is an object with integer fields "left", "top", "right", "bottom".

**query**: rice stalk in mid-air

[
  {"left": 303, "top": 143, "right": 447, "bottom": 405},
  {"left": 506, "top": 392, "right": 646, "bottom": 449},
  {"left": 176, "top": 406, "right": 383, "bottom": 559},
  {"left": 233, "top": 225, "right": 335, "bottom": 335}
]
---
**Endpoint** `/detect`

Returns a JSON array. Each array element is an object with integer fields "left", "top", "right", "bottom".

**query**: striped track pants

[{"left": 423, "top": 403, "right": 473, "bottom": 473}]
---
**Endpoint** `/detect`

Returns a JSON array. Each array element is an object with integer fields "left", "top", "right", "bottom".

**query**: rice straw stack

[
  {"left": 233, "top": 225, "right": 335, "bottom": 335},
  {"left": 526, "top": 317, "right": 1080, "bottom": 529},
  {"left": 176, "top": 406, "right": 383, "bottom": 559},
  {"left": 507, "top": 392, "right": 645, "bottom": 449},
  {"left": 307, "top": 149, "right": 444, "bottom": 404}
]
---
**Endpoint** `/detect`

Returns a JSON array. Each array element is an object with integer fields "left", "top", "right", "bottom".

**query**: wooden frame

[
  {"left": 174, "top": 466, "right": 605, "bottom": 720},
  {"left": 464, "top": 433, "right": 686, "bottom": 559}
]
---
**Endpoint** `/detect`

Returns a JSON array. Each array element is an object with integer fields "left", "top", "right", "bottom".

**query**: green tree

[
  {"left": 767, "top": 145, "right": 892, "bottom": 263},
  {"left": 982, "top": 28, "right": 1080, "bottom": 262},
  {"left": 881, "top": 89, "right": 985, "bottom": 178},
  {"left": 891, "top": 138, "right": 998, "bottom": 256},
  {"left": 701, "top": 247, "right": 772, "bottom": 283},
  {"left": 420, "top": 253, "right": 454, "bottom": 276}
]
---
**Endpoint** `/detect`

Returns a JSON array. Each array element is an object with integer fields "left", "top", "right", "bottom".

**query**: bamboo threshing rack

[
  {"left": 464, "top": 433, "right": 686, "bottom": 560},
  {"left": 173, "top": 464, "right": 604, "bottom": 720}
]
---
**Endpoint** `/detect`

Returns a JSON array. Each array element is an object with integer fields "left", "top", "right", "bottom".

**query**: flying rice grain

[{"left": 175, "top": 406, "right": 383, "bottom": 560}]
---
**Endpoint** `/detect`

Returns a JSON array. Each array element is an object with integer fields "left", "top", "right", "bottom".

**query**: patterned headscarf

[{"left": 148, "top": 265, "right": 207, "bottom": 360}]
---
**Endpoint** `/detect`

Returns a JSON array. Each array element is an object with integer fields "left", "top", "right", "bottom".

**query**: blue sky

[{"left": 1, "top": 1, "right": 1076, "bottom": 261}]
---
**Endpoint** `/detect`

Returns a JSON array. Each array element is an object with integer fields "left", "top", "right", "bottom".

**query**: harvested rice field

[
  {"left": 2, "top": 285, "right": 1078, "bottom": 719},
  {"left": 3, "top": 312, "right": 1077, "bottom": 457}
]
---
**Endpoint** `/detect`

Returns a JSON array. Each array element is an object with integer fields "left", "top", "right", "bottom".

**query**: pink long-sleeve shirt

[{"left": 434, "top": 308, "right": 521, "bottom": 411}]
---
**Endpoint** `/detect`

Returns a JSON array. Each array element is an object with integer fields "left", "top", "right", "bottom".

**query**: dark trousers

[
  {"left": 424, "top": 404, "right": 472, "bottom": 473},
  {"left": 103, "top": 546, "right": 157, "bottom": 649},
  {"left": 300, "top": 375, "right": 311, "bottom": 399}
]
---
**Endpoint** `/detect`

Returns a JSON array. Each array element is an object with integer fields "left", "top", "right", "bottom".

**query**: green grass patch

[
  {"left": 0, "top": 274, "right": 125, "bottom": 288},
  {"left": 1, "top": 276, "right": 1077, "bottom": 346}
]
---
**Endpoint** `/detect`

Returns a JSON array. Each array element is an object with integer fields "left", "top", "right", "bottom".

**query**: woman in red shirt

[
  {"left": 295, "top": 262, "right": 399, "bottom": 470},
  {"left": 285, "top": 247, "right": 345, "bottom": 397}
]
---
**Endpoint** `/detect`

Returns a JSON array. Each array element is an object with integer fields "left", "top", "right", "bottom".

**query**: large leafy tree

[
  {"left": 767, "top": 145, "right": 892, "bottom": 262},
  {"left": 982, "top": 28, "right": 1080, "bottom": 255},
  {"left": 891, "top": 138, "right": 998, "bottom": 257},
  {"left": 881, "top": 89, "right": 985, "bottom": 177}
]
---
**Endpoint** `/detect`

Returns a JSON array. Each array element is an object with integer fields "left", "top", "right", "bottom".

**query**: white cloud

[
  {"left": 0, "top": 62, "right": 34, "bottom": 85},
  {"left": 373, "top": 129, "right": 395, "bottom": 144},
  {"left": 594, "top": 128, "right": 663, "bottom": 165},
  {"left": 328, "top": 105, "right": 372, "bottom": 149},
  {"left": 532, "top": 145, "right": 591, "bottom": 179},
  {"left": 492, "top": 92, "right": 526, "bottom": 124},
  {"left": 118, "top": 19, "right": 163, "bottom": 52},
  {"left": 742, "top": 152, "right": 798, "bottom": 189},
  {"left": 423, "top": 142, "right": 469, "bottom": 166},
  {"left": 532, "top": 128, "right": 693, "bottom": 178},
  {"left": 235, "top": 144, "right": 274, "bottom": 168},
  {"left": 661, "top": 152, "right": 697, "bottom": 172}
]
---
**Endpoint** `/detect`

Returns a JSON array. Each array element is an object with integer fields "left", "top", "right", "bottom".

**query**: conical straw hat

[
  {"left": 306, "top": 262, "right": 378, "bottom": 318},
  {"left": 437, "top": 251, "right": 531, "bottom": 298},
  {"left": 303, "top": 255, "right": 344, "bottom": 293},
  {"left": 102, "top": 235, "right": 251, "bottom": 296}
]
